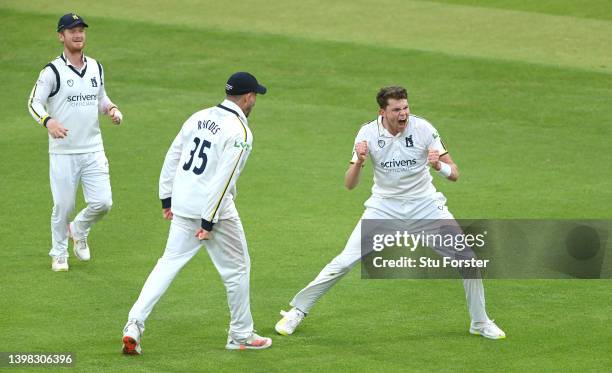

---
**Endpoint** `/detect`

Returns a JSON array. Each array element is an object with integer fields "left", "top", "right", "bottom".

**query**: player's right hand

[
  {"left": 355, "top": 141, "right": 368, "bottom": 163},
  {"left": 46, "top": 119, "right": 68, "bottom": 139},
  {"left": 162, "top": 208, "right": 173, "bottom": 220}
]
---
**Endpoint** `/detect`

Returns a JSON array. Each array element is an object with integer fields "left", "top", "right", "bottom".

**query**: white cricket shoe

[
  {"left": 225, "top": 332, "right": 272, "bottom": 350},
  {"left": 68, "top": 222, "right": 90, "bottom": 261},
  {"left": 275, "top": 308, "right": 305, "bottom": 336},
  {"left": 470, "top": 320, "right": 506, "bottom": 339},
  {"left": 51, "top": 256, "right": 69, "bottom": 272},
  {"left": 122, "top": 319, "right": 144, "bottom": 355}
]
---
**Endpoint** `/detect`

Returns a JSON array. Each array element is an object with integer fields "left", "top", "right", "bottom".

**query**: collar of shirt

[
  {"left": 219, "top": 99, "right": 248, "bottom": 126},
  {"left": 377, "top": 115, "right": 406, "bottom": 138},
  {"left": 61, "top": 52, "right": 87, "bottom": 72}
]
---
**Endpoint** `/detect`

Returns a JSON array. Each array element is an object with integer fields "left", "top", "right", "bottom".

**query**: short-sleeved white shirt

[{"left": 350, "top": 115, "right": 448, "bottom": 199}]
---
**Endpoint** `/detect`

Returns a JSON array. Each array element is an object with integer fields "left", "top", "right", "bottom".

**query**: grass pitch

[{"left": 0, "top": 1, "right": 611, "bottom": 371}]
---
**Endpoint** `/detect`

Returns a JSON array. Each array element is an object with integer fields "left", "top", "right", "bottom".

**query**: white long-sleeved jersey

[
  {"left": 28, "top": 53, "right": 115, "bottom": 154},
  {"left": 350, "top": 115, "right": 448, "bottom": 199},
  {"left": 159, "top": 99, "right": 253, "bottom": 229}
]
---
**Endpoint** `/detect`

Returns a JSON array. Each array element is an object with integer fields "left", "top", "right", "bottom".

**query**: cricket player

[
  {"left": 275, "top": 86, "right": 506, "bottom": 339},
  {"left": 28, "top": 13, "right": 123, "bottom": 272},
  {"left": 122, "top": 72, "right": 272, "bottom": 354}
]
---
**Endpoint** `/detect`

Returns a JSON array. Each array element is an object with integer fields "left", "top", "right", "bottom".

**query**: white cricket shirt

[
  {"left": 28, "top": 53, "right": 111, "bottom": 154},
  {"left": 159, "top": 99, "right": 253, "bottom": 226},
  {"left": 350, "top": 115, "right": 448, "bottom": 199}
]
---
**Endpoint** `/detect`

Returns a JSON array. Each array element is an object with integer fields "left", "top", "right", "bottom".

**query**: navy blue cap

[
  {"left": 225, "top": 72, "right": 267, "bottom": 95},
  {"left": 57, "top": 13, "right": 88, "bottom": 32}
]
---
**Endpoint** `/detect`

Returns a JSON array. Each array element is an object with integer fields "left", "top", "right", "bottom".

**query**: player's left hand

[
  {"left": 110, "top": 107, "right": 123, "bottom": 125},
  {"left": 162, "top": 208, "right": 173, "bottom": 220},
  {"left": 427, "top": 148, "right": 441, "bottom": 170},
  {"left": 195, "top": 228, "right": 211, "bottom": 240}
]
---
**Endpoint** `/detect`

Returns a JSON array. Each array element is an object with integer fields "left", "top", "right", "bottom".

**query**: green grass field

[{"left": 1, "top": 1, "right": 611, "bottom": 371}]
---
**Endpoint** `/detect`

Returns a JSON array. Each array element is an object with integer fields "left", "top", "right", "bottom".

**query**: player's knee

[
  {"left": 91, "top": 199, "right": 112, "bottom": 214},
  {"left": 219, "top": 267, "right": 248, "bottom": 285},
  {"left": 329, "top": 257, "right": 354, "bottom": 274}
]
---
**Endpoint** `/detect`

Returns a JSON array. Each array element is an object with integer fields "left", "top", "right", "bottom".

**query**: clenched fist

[
  {"left": 354, "top": 141, "right": 368, "bottom": 164},
  {"left": 427, "top": 148, "right": 441, "bottom": 170},
  {"left": 109, "top": 107, "right": 123, "bottom": 125}
]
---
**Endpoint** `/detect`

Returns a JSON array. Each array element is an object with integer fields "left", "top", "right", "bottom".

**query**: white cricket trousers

[
  {"left": 290, "top": 193, "right": 490, "bottom": 323},
  {"left": 128, "top": 215, "right": 254, "bottom": 340},
  {"left": 49, "top": 152, "right": 112, "bottom": 258}
]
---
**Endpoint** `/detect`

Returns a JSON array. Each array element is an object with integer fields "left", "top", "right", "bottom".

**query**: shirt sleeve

[
  {"left": 425, "top": 122, "right": 448, "bottom": 156},
  {"left": 96, "top": 63, "right": 116, "bottom": 114},
  {"left": 97, "top": 86, "right": 115, "bottom": 114},
  {"left": 349, "top": 127, "right": 368, "bottom": 164},
  {"left": 28, "top": 67, "right": 55, "bottom": 126},
  {"left": 200, "top": 128, "right": 249, "bottom": 231},
  {"left": 158, "top": 129, "right": 185, "bottom": 208}
]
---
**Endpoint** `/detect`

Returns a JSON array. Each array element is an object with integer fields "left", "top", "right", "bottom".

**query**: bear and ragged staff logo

[{"left": 405, "top": 135, "right": 414, "bottom": 147}]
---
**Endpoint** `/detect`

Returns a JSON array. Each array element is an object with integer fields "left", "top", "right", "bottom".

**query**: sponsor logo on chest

[
  {"left": 66, "top": 92, "right": 98, "bottom": 107},
  {"left": 63, "top": 72, "right": 99, "bottom": 107},
  {"left": 376, "top": 134, "right": 421, "bottom": 172}
]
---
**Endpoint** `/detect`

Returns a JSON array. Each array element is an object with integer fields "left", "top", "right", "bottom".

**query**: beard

[{"left": 66, "top": 41, "right": 85, "bottom": 53}]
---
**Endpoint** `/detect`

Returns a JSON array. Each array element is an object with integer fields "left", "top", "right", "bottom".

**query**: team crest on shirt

[
  {"left": 378, "top": 139, "right": 386, "bottom": 148},
  {"left": 91, "top": 77, "right": 98, "bottom": 87},
  {"left": 67, "top": 79, "right": 74, "bottom": 87},
  {"left": 405, "top": 135, "right": 414, "bottom": 147}
]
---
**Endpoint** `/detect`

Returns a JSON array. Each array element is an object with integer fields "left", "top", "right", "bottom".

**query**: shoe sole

[
  {"left": 469, "top": 329, "right": 506, "bottom": 340},
  {"left": 225, "top": 340, "right": 272, "bottom": 350},
  {"left": 122, "top": 336, "right": 141, "bottom": 355},
  {"left": 68, "top": 223, "right": 90, "bottom": 262},
  {"left": 52, "top": 267, "right": 69, "bottom": 272}
]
